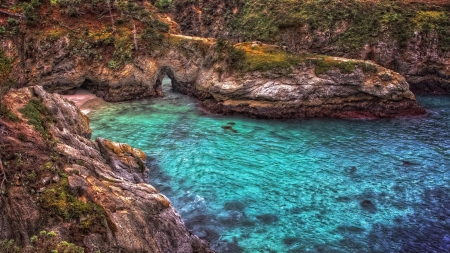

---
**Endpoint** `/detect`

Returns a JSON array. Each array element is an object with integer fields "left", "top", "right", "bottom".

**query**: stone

[
  {"left": 0, "top": 87, "right": 214, "bottom": 252},
  {"left": 52, "top": 174, "right": 60, "bottom": 183},
  {"left": 68, "top": 175, "right": 87, "bottom": 197}
]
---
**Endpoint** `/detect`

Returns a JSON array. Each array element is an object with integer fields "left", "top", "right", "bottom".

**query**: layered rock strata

[
  {"left": 4, "top": 32, "right": 425, "bottom": 119},
  {"left": 197, "top": 57, "right": 425, "bottom": 119}
]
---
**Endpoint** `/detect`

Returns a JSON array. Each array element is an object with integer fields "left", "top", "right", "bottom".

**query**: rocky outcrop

[
  {"left": 5, "top": 33, "right": 214, "bottom": 102},
  {"left": 277, "top": 27, "right": 450, "bottom": 95},
  {"left": 196, "top": 55, "right": 425, "bottom": 119},
  {"left": 169, "top": 0, "right": 450, "bottom": 94},
  {"left": 3, "top": 31, "right": 424, "bottom": 119},
  {"left": 0, "top": 86, "right": 214, "bottom": 252}
]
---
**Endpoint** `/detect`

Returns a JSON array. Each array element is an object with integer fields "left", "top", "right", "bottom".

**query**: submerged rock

[{"left": 360, "top": 200, "right": 377, "bottom": 213}]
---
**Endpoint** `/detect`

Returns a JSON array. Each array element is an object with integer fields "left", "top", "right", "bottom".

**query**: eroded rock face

[
  {"left": 8, "top": 34, "right": 211, "bottom": 103},
  {"left": 169, "top": 0, "right": 450, "bottom": 94},
  {"left": 4, "top": 32, "right": 423, "bottom": 119},
  {"left": 0, "top": 86, "right": 214, "bottom": 253},
  {"left": 278, "top": 28, "right": 450, "bottom": 94},
  {"left": 196, "top": 57, "right": 425, "bottom": 118}
]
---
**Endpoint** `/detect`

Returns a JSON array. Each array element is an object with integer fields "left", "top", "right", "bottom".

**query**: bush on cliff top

[
  {"left": 220, "top": 41, "right": 379, "bottom": 75},
  {"left": 228, "top": 0, "right": 450, "bottom": 50}
]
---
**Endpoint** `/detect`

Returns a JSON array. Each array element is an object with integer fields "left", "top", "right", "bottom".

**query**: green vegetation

[
  {"left": 0, "top": 49, "right": 13, "bottom": 84},
  {"left": 0, "top": 239, "right": 21, "bottom": 253},
  {"left": 19, "top": 99, "right": 56, "bottom": 139},
  {"left": 312, "top": 57, "right": 378, "bottom": 76},
  {"left": 216, "top": 40, "right": 380, "bottom": 75},
  {"left": 0, "top": 231, "right": 84, "bottom": 253},
  {"left": 38, "top": 177, "right": 108, "bottom": 233},
  {"left": 156, "top": 0, "right": 174, "bottom": 13},
  {"left": 0, "top": 49, "right": 18, "bottom": 122},
  {"left": 23, "top": 0, "right": 41, "bottom": 25},
  {"left": 233, "top": 43, "right": 302, "bottom": 72},
  {"left": 0, "top": 104, "right": 20, "bottom": 122},
  {"left": 228, "top": 0, "right": 450, "bottom": 50}
]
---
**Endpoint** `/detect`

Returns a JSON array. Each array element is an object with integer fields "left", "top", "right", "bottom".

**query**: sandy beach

[{"left": 61, "top": 89, "right": 108, "bottom": 115}]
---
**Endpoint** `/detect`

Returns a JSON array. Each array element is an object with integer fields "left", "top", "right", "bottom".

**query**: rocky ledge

[
  {"left": 197, "top": 51, "right": 426, "bottom": 119},
  {"left": 0, "top": 86, "right": 214, "bottom": 253}
]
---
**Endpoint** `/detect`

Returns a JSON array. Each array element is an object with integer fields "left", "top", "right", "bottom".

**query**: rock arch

[{"left": 153, "top": 66, "right": 212, "bottom": 99}]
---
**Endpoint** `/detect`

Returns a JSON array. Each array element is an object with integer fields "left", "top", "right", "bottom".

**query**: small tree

[{"left": 156, "top": 0, "right": 174, "bottom": 13}]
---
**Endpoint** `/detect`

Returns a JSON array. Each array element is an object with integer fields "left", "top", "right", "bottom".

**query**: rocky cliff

[
  {"left": 170, "top": 0, "right": 450, "bottom": 94},
  {"left": 2, "top": 30, "right": 425, "bottom": 119},
  {"left": 0, "top": 86, "right": 214, "bottom": 252},
  {"left": 0, "top": 0, "right": 426, "bottom": 119}
]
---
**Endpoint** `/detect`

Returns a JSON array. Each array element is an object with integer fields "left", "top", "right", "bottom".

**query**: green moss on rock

[{"left": 19, "top": 99, "right": 56, "bottom": 139}]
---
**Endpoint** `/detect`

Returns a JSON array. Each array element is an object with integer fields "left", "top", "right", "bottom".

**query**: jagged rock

[
  {"left": 96, "top": 138, "right": 148, "bottom": 183},
  {"left": 67, "top": 175, "right": 87, "bottom": 197},
  {"left": 51, "top": 174, "right": 60, "bottom": 183},
  {"left": 0, "top": 87, "right": 214, "bottom": 253},
  {"left": 41, "top": 176, "right": 51, "bottom": 186}
]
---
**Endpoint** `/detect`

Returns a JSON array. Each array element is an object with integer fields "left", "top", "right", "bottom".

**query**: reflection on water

[{"left": 89, "top": 79, "right": 450, "bottom": 252}]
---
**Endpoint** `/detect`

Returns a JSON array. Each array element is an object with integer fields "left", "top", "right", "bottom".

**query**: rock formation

[
  {"left": 170, "top": 0, "right": 450, "bottom": 94},
  {"left": 0, "top": 86, "right": 214, "bottom": 252},
  {"left": 4, "top": 33, "right": 424, "bottom": 118}
]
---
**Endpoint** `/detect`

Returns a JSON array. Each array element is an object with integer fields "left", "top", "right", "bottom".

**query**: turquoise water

[{"left": 89, "top": 79, "right": 450, "bottom": 253}]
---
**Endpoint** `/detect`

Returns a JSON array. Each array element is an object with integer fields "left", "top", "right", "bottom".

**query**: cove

[{"left": 88, "top": 78, "right": 450, "bottom": 252}]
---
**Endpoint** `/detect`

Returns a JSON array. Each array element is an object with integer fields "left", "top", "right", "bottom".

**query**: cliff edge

[{"left": 0, "top": 86, "right": 214, "bottom": 253}]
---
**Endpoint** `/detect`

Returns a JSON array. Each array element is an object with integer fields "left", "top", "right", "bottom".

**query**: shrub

[
  {"left": 156, "top": 0, "right": 174, "bottom": 13},
  {"left": 19, "top": 99, "right": 56, "bottom": 139},
  {"left": 0, "top": 239, "right": 21, "bottom": 253},
  {"left": 0, "top": 104, "right": 20, "bottom": 122},
  {"left": 38, "top": 177, "right": 108, "bottom": 228},
  {"left": 7, "top": 18, "right": 19, "bottom": 27},
  {"left": 107, "top": 60, "right": 117, "bottom": 69}
]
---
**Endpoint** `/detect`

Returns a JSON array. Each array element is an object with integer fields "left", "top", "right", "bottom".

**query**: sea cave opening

[
  {"left": 161, "top": 75, "right": 173, "bottom": 94},
  {"left": 155, "top": 66, "right": 181, "bottom": 98}
]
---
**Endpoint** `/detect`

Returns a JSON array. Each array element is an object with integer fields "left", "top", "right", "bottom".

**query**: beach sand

[{"left": 61, "top": 89, "right": 108, "bottom": 115}]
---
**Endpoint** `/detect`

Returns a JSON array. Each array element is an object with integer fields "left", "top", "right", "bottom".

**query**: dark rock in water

[
  {"left": 338, "top": 238, "right": 367, "bottom": 250},
  {"left": 192, "top": 227, "right": 220, "bottom": 242},
  {"left": 218, "top": 211, "right": 255, "bottom": 227},
  {"left": 360, "top": 200, "right": 377, "bottom": 213},
  {"left": 185, "top": 214, "right": 213, "bottom": 228},
  {"left": 256, "top": 214, "right": 279, "bottom": 224},
  {"left": 224, "top": 201, "right": 246, "bottom": 211},
  {"left": 337, "top": 226, "right": 365, "bottom": 234},
  {"left": 227, "top": 122, "right": 236, "bottom": 125},
  {"left": 344, "top": 166, "right": 357, "bottom": 174},
  {"left": 283, "top": 237, "right": 300, "bottom": 246},
  {"left": 222, "top": 125, "right": 238, "bottom": 133},
  {"left": 290, "top": 207, "right": 304, "bottom": 214},
  {"left": 214, "top": 240, "right": 244, "bottom": 253},
  {"left": 402, "top": 160, "right": 418, "bottom": 166}
]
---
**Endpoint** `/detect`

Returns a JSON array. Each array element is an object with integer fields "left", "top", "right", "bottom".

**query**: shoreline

[{"left": 61, "top": 89, "right": 108, "bottom": 115}]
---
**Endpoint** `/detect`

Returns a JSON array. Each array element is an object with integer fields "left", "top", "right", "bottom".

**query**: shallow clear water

[{"left": 89, "top": 79, "right": 450, "bottom": 253}]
